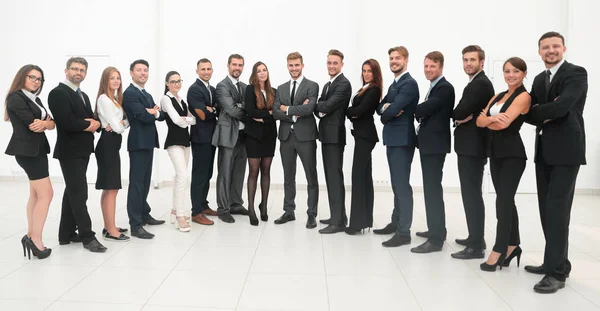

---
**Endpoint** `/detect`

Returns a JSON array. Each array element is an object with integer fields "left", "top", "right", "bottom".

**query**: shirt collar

[
  {"left": 394, "top": 71, "right": 409, "bottom": 83},
  {"left": 198, "top": 78, "right": 210, "bottom": 88},
  {"left": 62, "top": 79, "right": 79, "bottom": 92},
  {"left": 132, "top": 82, "right": 145, "bottom": 92},
  {"left": 291, "top": 75, "right": 304, "bottom": 85},
  {"left": 166, "top": 91, "right": 180, "bottom": 100},
  {"left": 469, "top": 70, "right": 483, "bottom": 83},
  {"left": 548, "top": 59, "right": 565, "bottom": 77},
  {"left": 21, "top": 89, "right": 37, "bottom": 102},
  {"left": 329, "top": 72, "right": 342, "bottom": 84},
  {"left": 228, "top": 75, "right": 239, "bottom": 86},
  {"left": 430, "top": 75, "right": 444, "bottom": 87}
]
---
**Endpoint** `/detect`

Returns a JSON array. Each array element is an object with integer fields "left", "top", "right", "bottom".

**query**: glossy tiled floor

[{"left": 1, "top": 181, "right": 599, "bottom": 310}]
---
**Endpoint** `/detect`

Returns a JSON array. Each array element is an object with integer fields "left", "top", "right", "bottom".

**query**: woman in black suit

[
  {"left": 244, "top": 61, "right": 278, "bottom": 226},
  {"left": 476, "top": 57, "right": 530, "bottom": 271},
  {"left": 4, "top": 65, "right": 55, "bottom": 259},
  {"left": 345, "top": 59, "right": 383, "bottom": 235}
]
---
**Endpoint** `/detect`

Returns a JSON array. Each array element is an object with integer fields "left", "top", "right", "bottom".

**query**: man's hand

[
  {"left": 382, "top": 103, "right": 391, "bottom": 111},
  {"left": 303, "top": 99, "right": 309, "bottom": 105},
  {"left": 455, "top": 114, "right": 473, "bottom": 125},
  {"left": 395, "top": 110, "right": 404, "bottom": 117},
  {"left": 84, "top": 118, "right": 100, "bottom": 132},
  {"left": 206, "top": 106, "right": 214, "bottom": 113},
  {"left": 280, "top": 105, "right": 288, "bottom": 112},
  {"left": 253, "top": 118, "right": 264, "bottom": 123},
  {"left": 105, "top": 124, "right": 113, "bottom": 132},
  {"left": 146, "top": 108, "right": 157, "bottom": 115}
]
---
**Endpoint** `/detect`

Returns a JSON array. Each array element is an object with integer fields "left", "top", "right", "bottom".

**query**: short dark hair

[
  {"left": 425, "top": 51, "right": 444, "bottom": 67},
  {"left": 538, "top": 31, "right": 565, "bottom": 47},
  {"left": 328, "top": 49, "right": 344, "bottom": 61},
  {"left": 461, "top": 45, "right": 485, "bottom": 61},
  {"left": 503, "top": 57, "right": 527, "bottom": 72},
  {"left": 66, "top": 57, "right": 88, "bottom": 70},
  {"left": 197, "top": 58, "right": 211, "bottom": 66},
  {"left": 228, "top": 54, "right": 244, "bottom": 65},
  {"left": 388, "top": 46, "right": 409, "bottom": 58},
  {"left": 130, "top": 59, "right": 149, "bottom": 72}
]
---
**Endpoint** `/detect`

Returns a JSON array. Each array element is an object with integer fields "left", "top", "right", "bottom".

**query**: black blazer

[
  {"left": 314, "top": 73, "right": 352, "bottom": 145},
  {"left": 346, "top": 86, "right": 381, "bottom": 143},
  {"left": 377, "top": 73, "right": 420, "bottom": 147},
  {"left": 123, "top": 84, "right": 166, "bottom": 151},
  {"left": 243, "top": 85, "right": 277, "bottom": 140},
  {"left": 48, "top": 83, "right": 95, "bottom": 159},
  {"left": 486, "top": 85, "right": 528, "bottom": 159},
  {"left": 188, "top": 79, "right": 218, "bottom": 144},
  {"left": 452, "top": 71, "right": 495, "bottom": 157},
  {"left": 415, "top": 77, "right": 455, "bottom": 154},
  {"left": 5, "top": 91, "right": 51, "bottom": 157},
  {"left": 527, "top": 61, "right": 587, "bottom": 166}
]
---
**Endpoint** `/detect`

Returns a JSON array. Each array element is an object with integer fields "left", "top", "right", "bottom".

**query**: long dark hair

[
  {"left": 359, "top": 59, "right": 383, "bottom": 99},
  {"left": 4, "top": 64, "right": 45, "bottom": 121},
  {"left": 164, "top": 71, "right": 180, "bottom": 95},
  {"left": 249, "top": 62, "right": 274, "bottom": 110}
]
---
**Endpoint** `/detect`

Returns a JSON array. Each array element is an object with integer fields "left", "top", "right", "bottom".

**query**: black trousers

[
  {"left": 349, "top": 137, "right": 375, "bottom": 230},
  {"left": 457, "top": 155, "right": 487, "bottom": 249},
  {"left": 322, "top": 143, "right": 346, "bottom": 226},
  {"left": 536, "top": 141, "right": 579, "bottom": 281},
  {"left": 420, "top": 153, "right": 447, "bottom": 246},
  {"left": 127, "top": 149, "right": 154, "bottom": 229},
  {"left": 490, "top": 157, "right": 526, "bottom": 254},
  {"left": 190, "top": 142, "right": 216, "bottom": 216},
  {"left": 58, "top": 156, "right": 95, "bottom": 244}
]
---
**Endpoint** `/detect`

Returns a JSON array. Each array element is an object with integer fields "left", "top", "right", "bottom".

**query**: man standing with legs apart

[
  {"left": 314, "top": 49, "right": 351, "bottom": 234},
  {"left": 450, "top": 46, "right": 494, "bottom": 260},
  {"left": 273, "top": 52, "right": 320, "bottom": 229},
  {"left": 525, "top": 31, "right": 587, "bottom": 294},
  {"left": 212, "top": 54, "right": 249, "bottom": 223},
  {"left": 123, "top": 59, "right": 166, "bottom": 239},
  {"left": 49, "top": 57, "right": 106, "bottom": 252},
  {"left": 374, "top": 46, "right": 419, "bottom": 247},
  {"left": 412, "top": 51, "right": 455, "bottom": 253}
]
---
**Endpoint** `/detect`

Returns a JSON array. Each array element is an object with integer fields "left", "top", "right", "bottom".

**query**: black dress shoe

[
  {"left": 319, "top": 224, "right": 345, "bottom": 234},
  {"left": 524, "top": 264, "right": 545, "bottom": 275},
  {"left": 230, "top": 207, "right": 249, "bottom": 216},
  {"left": 373, "top": 223, "right": 396, "bottom": 235},
  {"left": 218, "top": 213, "right": 235, "bottom": 223},
  {"left": 411, "top": 240, "right": 442, "bottom": 253},
  {"left": 83, "top": 239, "right": 107, "bottom": 253},
  {"left": 131, "top": 227, "right": 155, "bottom": 239},
  {"left": 274, "top": 213, "right": 296, "bottom": 225},
  {"left": 320, "top": 219, "right": 330, "bottom": 225},
  {"left": 143, "top": 216, "right": 166, "bottom": 226},
  {"left": 534, "top": 275, "right": 565, "bottom": 294},
  {"left": 455, "top": 238, "right": 468, "bottom": 246},
  {"left": 59, "top": 235, "right": 82, "bottom": 245},
  {"left": 451, "top": 247, "right": 485, "bottom": 259},
  {"left": 382, "top": 233, "right": 411, "bottom": 247},
  {"left": 306, "top": 216, "right": 317, "bottom": 229}
]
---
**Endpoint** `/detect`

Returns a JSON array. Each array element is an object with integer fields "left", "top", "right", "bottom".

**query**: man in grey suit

[
  {"left": 273, "top": 52, "right": 320, "bottom": 229},
  {"left": 212, "top": 54, "right": 249, "bottom": 223},
  {"left": 314, "top": 49, "right": 352, "bottom": 234}
]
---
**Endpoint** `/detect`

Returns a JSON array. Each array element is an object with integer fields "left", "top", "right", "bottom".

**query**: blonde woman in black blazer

[{"left": 4, "top": 64, "right": 55, "bottom": 259}]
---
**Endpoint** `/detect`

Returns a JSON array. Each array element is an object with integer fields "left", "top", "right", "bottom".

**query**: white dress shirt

[
  {"left": 21, "top": 89, "right": 46, "bottom": 120},
  {"left": 287, "top": 76, "right": 304, "bottom": 124},
  {"left": 161, "top": 91, "right": 196, "bottom": 128},
  {"left": 97, "top": 94, "right": 129, "bottom": 134}
]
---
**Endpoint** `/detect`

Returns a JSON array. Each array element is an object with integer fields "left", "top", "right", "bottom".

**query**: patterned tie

[{"left": 76, "top": 88, "right": 86, "bottom": 108}]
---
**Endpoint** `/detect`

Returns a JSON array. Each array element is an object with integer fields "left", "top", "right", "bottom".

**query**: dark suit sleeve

[
  {"left": 48, "top": 89, "right": 90, "bottom": 132},
  {"left": 187, "top": 84, "right": 216, "bottom": 121},
  {"left": 273, "top": 85, "right": 293, "bottom": 122},
  {"left": 381, "top": 80, "right": 419, "bottom": 122},
  {"left": 123, "top": 90, "right": 160, "bottom": 124},
  {"left": 525, "top": 81, "right": 544, "bottom": 127},
  {"left": 452, "top": 79, "right": 493, "bottom": 120},
  {"left": 346, "top": 87, "right": 381, "bottom": 118},
  {"left": 6, "top": 94, "right": 36, "bottom": 128},
  {"left": 315, "top": 80, "right": 352, "bottom": 113},
  {"left": 287, "top": 82, "right": 319, "bottom": 116},
  {"left": 245, "top": 85, "right": 272, "bottom": 119},
  {"left": 415, "top": 83, "right": 455, "bottom": 119},
  {"left": 529, "top": 66, "right": 588, "bottom": 122}
]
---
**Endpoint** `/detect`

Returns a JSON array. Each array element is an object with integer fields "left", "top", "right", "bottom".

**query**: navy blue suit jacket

[
  {"left": 187, "top": 79, "right": 218, "bottom": 144},
  {"left": 415, "top": 77, "right": 455, "bottom": 154},
  {"left": 377, "top": 72, "right": 420, "bottom": 147},
  {"left": 123, "top": 84, "right": 165, "bottom": 151}
]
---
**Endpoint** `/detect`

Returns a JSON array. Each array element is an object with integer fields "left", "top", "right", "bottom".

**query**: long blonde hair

[
  {"left": 94, "top": 66, "right": 124, "bottom": 119},
  {"left": 4, "top": 65, "right": 45, "bottom": 121}
]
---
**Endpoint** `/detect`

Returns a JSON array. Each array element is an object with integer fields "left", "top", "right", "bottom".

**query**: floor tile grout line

[
  {"left": 566, "top": 281, "right": 600, "bottom": 309},
  {"left": 234, "top": 215, "right": 268, "bottom": 311},
  {"left": 461, "top": 258, "right": 515, "bottom": 310},
  {"left": 320, "top": 225, "right": 333, "bottom": 311}
]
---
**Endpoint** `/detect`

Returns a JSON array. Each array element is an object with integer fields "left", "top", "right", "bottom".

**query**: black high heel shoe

[
  {"left": 248, "top": 209, "right": 259, "bottom": 226},
  {"left": 502, "top": 246, "right": 523, "bottom": 267},
  {"left": 344, "top": 227, "right": 364, "bottom": 235},
  {"left": 480, "top": 253, "right": 506, "bottom": 272},
  {"left": 21, "top": 235, "right": 28, "bottom": 257},
  {"left": 259, "top": 203, "right": 268, "bottom": 222},
  {"left": 25, "top": 238, "right": 51, "bottom": 260}
]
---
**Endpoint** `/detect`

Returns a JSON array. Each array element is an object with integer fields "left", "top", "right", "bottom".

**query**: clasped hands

[
  {"left": 28, "top": 116, "right": 54, "bottom": 132},
  {"left": 381, "top": 103, "right": 404, "bottom": 117},
  {"left": 478, "top": 111, "right": 510, "bottom": 125}
]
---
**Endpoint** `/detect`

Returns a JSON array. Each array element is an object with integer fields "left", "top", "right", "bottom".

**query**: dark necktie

[
  {"left": 76, "top": 88, "right": 86, "bottom": 108},
  {"left": 545, "top": 70, "right": 551, "bottom": 91},
  {"left": 236, "top": 82, "right": 242, "bottom": 97},
  {"left": 290, "top": 80, "right": 297, "bottom": 105},
  {"left": 206, "top": 83, "right": 213, "bottom": 103},
  {"left": 323, "top": 82, "right": 331, "bottom": 100}
]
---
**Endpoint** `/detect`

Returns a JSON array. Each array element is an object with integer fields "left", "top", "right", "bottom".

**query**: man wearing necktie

[
  {"left": 123, "top": 59, "right": 166, "bottom": 239},
  {"left": 48, "top": 57, "right": 106, "bottom": 252},
  {"left": 374, "top": 46, "right": 419, "bottom": 247},
  {"left": 525, "top": 31, "right": 588, "bottom": 294},
  {"left": 412, "top": 51, "right": 455, "bottom": 253}
]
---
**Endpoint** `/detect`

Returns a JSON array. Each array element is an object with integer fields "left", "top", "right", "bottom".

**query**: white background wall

[{"left": 0, "top": 0, "right": 598, "bottom": 193}]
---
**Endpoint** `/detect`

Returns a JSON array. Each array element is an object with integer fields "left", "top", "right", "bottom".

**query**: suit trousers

[
  {"left": 127, "top": 149, "right": 154, "bottom": 229},
  {"left": 280, "top": 131, "right": 319, "bottom": 216},
  {"left": 536, "top": 140, "right": 579, "bottom": 281},
  {"left": 190, "top": 142, "right": 216, "bottom": 216},
  {"left": 457, "top": 155, "right": 487, "bottom": 249},
  {"left": 216, "top": 133, "right": 247, "bottom": 214},
  {"left": 490, "top": 157, "right": 525, "bottom": 254},
  {"left": 167, "top": 145, "right": 191, "bottom": 217},
  {"left": 349, "top": 137, "right": 375, "bottom": 229},
  {"left": 322, "top": 143, "right": 346, "bottom": 226},
  {"left": 58, "top": 156, "right": 95, "bottom": 244},
  {"left": 420, "top": 153, "right": 447, "bottom": 245},
  {"left": 386, "top": 145, "right": 415, "bottom": 236}
]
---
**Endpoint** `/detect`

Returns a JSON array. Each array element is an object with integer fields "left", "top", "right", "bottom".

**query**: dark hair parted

[
  {"left": 425, "top": 51, "right": 444, "bottom": 68},
  {"left": 130, "top": 59, "right": 149, "bottom": 72},
  {"left": 503, "top": 57, "right": 527, "bottom": 72},
  {"left": 359, "top": 59, "right": 383, "bottom": 99},
  {"left": 228, "top": 54, "right": 244, "bottom": 65},
  {"left": 4, "top": 64, "right": 45, "bottom": 121},
  {"left": 197, "top": 58, "right": 211, "bottom": 66},
  {"left": 164, "top": 71, "right": 180, "bottom": 95},
  {"left": 66, "top": 57, "right": 88, "bottom": 70},
  {"left": 461, "top": 45, "right": 485, "bottom": 61},
  {"left": 248, "top": 61, "right": 274, "bottom": 110},
  {"left": 538, "top": 31, "right": 565, "bottom": 47}
]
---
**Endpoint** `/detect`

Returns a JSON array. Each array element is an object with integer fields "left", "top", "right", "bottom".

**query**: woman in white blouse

[
  {"left": 94, "top": 66, "right": 130, "bottom": 242},
  {"left": 162, "top": 71, "right": 195, "bottom": 232}
]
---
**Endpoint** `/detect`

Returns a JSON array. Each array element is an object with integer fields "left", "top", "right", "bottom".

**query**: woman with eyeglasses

[
  {"left": 94, "top": 66, "right": 130, "bottom": 242},
  {"left": 162, "top": 71, "right": 195, "bottom": 232},
  {"left": 4, "top": 65, "right": 55, "bottom": 259}
]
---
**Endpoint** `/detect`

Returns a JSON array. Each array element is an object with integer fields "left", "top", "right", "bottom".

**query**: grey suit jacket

[
  {"left": 274, "top": 78, "right": 319, "bottom": 142},
  {"left": 212, "top": 76, "right": 247, "bottom": 148}
]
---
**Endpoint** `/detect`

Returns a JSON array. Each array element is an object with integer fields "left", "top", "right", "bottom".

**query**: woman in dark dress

[
  {"left": 4, "top": 64, "right": 55, "bottom": 259},
  {"left": 345, "top": 59, "right": 383, "bottom": 235},
  {"left": 244, "top": 61, "right": 278, "bottom": 226}
]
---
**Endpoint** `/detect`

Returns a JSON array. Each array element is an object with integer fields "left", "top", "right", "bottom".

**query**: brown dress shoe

[
  {"left": 192, "top": 214, "right": 214, "bottom": 225},
  {"left": 201, "top": 207, "right": 218, "bottom": 217}
]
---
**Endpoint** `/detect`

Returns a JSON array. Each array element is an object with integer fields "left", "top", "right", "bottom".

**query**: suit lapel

[
  {"left": 548, "top": 61, "right": 569, "bottom": 97},
  {"left": 281, "top": 81, "right": 291, "bottom": 105},
  {"left": 224, "top": 77, "right": 240, "bottom": 102},
  {"left": 294, "top": 80, "right": 305, "bottom": 105}
]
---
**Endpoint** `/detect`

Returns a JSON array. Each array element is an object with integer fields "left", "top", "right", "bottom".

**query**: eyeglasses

[
  {"left": 69, "top": 67, "right": 87, "bottom": 73},
  {"left": 168, "top": 80, "right": 183, "bottom": 84},
  {"left": 27, "top": 75, "right": 44, "bottom": 83}
]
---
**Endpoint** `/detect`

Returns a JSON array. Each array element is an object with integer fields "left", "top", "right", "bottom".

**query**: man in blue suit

[
  {"left": 123, "top": 59, "right": 166, "bottom": 239},
  {"left": 374, "top": 46, "right": 420, "bottom": 247}
]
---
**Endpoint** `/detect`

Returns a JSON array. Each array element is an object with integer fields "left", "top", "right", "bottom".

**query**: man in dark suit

[
  {"left": 273, "top": 52, "right": 320, "bottom": 229},
  {"left": 374, "top": 46, "right": 419, "bottom": 247},
  {"left": 314, "top": 49, "right": 352, "bottom": 234},
  {"left": 188, "top": 58, "right": 217, "bottom": 226},
  {"left": 212, "top": 54, "right": 249, "bottom": 223},
  {"left": 524, "top": 32, "right": 587, "bottom": 294},
  {"left": 450, "top": 45, "right": 495, "bottom": 260},
  {"left": 48, "top": 57, "right": 106, "bottom": 252},
  {"left": 123, "top": 59, "right": 166, "bottom": 239},
  {"left": 412, "top": 51, "right": 455, "bottom": 253}
]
